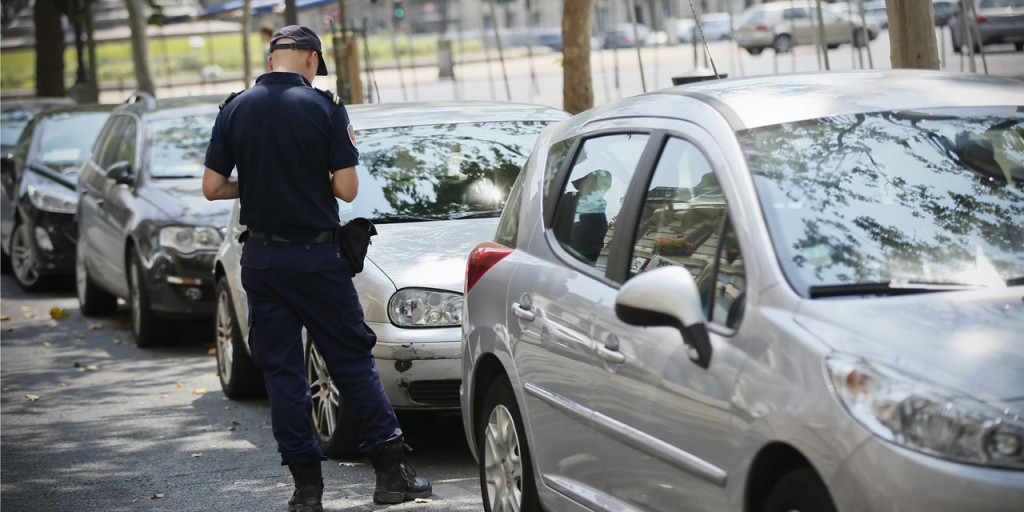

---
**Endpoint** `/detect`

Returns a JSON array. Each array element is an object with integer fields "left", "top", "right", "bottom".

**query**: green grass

[{"left": 0, "top": 31, "right": 485, "bottom": 93}]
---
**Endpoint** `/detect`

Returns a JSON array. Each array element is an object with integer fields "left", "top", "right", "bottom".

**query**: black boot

[
  {"left": 370, "top": 437, "right": 432, "bottom": 504},
  {"left": 287, "top": 462, "right": 324, "bottom": 512}
]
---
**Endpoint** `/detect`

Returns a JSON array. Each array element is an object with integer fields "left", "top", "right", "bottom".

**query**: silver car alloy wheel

[
  {"left": 483, "top": 404, "right": 524, "bottom": 512},
  {"left": 307, "top": 343, "right": 340, "bottom": 441},
  {"left": 129, "top": 257, "right": 143, "bottom": 336},
  {"left": 75, "top": 238, "right": 88, "bottom": 303},
  {"left": 11, "top": 224, "right": 39, "bottom": 287},
  {"left": 215, "top": 288, "right": 235, "bottom": 383}
]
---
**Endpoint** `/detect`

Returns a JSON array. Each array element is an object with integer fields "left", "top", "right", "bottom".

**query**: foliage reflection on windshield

[
  {"left": 740, "top": 107, "right": 1024, "bottom": 294},
  {"left": 148, "top": 114, "right": 217, "bottom": 179},
  {"left": 341, "top": 121, "right": 550, "bottom": 221},
  {"left": 39, "top": 113, "right": 110, "bottom": 167}
]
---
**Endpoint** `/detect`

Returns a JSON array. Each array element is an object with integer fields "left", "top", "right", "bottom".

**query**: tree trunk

[
  {"left": 563, "top": 0, "right": 595, "bottom": 114},
  {"left": 886, "top": 0, "right": 940, "bottom": 68},
  {"left": 124, "top": 0, "right": 156, "bottom": 95},
  {"left": 284, "top": 0, "right": 297, "bottom": 26},
  {"left": 34, "top": 0, "right": 65, "bottom": 97}
]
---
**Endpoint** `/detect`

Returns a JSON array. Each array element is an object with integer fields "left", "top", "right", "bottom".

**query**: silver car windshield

[
  {"left": 38, "top": 112, "right": 110, "bottom": 170},
  {"left": 148, "top": 114, "right": 217, "bottom": 179},
  {"left": 740, "top": 107, "right": 1024, "bottom": 296},
  {"left": 341, "top": 120, "right": 552, "bottom": 222}
]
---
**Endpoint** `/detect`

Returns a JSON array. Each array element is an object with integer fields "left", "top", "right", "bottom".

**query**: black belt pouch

[{"left": 336, "top": 217, "right": 378, "bottom": 276}]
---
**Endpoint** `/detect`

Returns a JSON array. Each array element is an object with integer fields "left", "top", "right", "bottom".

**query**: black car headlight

[
  {"left": 23, "top": 171, "right": 76, "bottom": 213},
  {"left": 388, "top": 288, "right": 463, "bottom": 327},
  {"left": 158, "top": 226, "right": 223, "bottom": 254},
  {"left": 828, "top": 353, "right": 1024, "bottom": 469}
]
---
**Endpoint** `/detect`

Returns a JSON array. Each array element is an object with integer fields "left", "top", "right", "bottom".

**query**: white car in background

[{"left": 213, "top": 101, "right": 569, "bottom": 458}]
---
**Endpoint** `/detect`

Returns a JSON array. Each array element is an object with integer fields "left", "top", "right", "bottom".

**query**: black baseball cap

[{"left": 269, "top": 25, "right": 328, "bottom": 76}]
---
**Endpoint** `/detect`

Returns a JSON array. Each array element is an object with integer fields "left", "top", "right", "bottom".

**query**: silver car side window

[{"left": 551, "top": 133, "right": 649, "bottom": 271}]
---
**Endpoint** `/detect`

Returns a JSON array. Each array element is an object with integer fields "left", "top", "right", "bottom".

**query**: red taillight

[
  {"left": 976, "top": 14, "right": 988, "bottom": 23},
  {"left": 756, "top": 24, "right": 770, "bottom": 32},
  {"left": 465, "top": 241, "right": 513, "bottom": 294}
]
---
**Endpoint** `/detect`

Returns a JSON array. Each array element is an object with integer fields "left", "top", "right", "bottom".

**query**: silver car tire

[
  {"left": 305, "top": 339, "right": 361, "bottom": 458},
  {"left": 128, "top": 250, "right": 170, "bottom": 347},
  {"left": 763, "top": 466, "right": 837, "bottom": 512},
  {"left": 215, "top": 278, "right": 264, "bottom": 399},
  {"left": 75, "top": 234, "right": 117, "bottom": 315},
  {"left": 477, "top": 378, "right": 540, "bottom": 512},
  {"left": 11, "top": 223, "right": 46, "bottom": 291}
]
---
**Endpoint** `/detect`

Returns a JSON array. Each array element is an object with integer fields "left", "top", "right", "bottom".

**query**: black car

[
  {"left": 0, "top": 103, "right": 115, "bottom": 290},
  {"left": 1, "top": 97, "right": 76, "bottom": 154},
  {"left": 75, "top": 93, "right": 231, "bottom": 346}
]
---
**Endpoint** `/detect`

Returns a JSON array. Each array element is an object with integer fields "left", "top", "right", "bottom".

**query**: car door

[
  {"left": 818, "top": 8, "right": 851, "bottom": 44},
  {"left": 78, "top": 114, "right": 139, "bottom": 295},
  {"left": 506, "top": 128, "right": 652, "bottom": 510},
  {"left": 782, "top": 7, "right": 814, "bottom": 43},
  {"left": 587, "top": 127, "right": 750, "bottom": 511}
]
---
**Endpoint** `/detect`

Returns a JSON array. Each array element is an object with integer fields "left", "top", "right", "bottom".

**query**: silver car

[
  {"left": 461, "top": 71, "right": 1024, "bottom": 512},
  {"left": 213, "top": 101, "right": 569, "bottom": 457}
]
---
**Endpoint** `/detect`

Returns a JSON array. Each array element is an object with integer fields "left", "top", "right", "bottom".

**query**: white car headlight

[
  {"left": 828, "top": 353, "right": 1024, "bottom": 469},
  {"left": 159, "top": 226, "right": 223, "bottom": 254},
  {"left": 24, "top": 172, "right": 77, "bottom": 213},
  {"left": 388, "top": 288, "right": 463, "bottom": 327}
]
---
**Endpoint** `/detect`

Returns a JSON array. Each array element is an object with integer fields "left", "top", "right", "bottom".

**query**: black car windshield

[
  {"left": 339, "top": 120, "right": 552, "bottom": 222},
  {"left": 148, "top": 114, "right": 217, "bottom": 179},
  {"left": 739, "top": 107, "right": 1024, "bottom": 296},
  {"left": 38, "top": 112, "right": 110, "bottom": 169}
]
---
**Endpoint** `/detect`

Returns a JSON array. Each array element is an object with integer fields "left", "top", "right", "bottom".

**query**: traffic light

[{"left": 394, "top": 1, "right": 405, "bottom": 20}]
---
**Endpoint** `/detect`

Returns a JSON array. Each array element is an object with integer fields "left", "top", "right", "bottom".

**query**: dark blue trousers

[{"left": 240, "top": 238, "right": 401, "bottom": 465}]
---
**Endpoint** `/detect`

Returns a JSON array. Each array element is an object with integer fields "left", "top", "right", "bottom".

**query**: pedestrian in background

[{"left": 201, "top": 24, "right": 431, "bottom": 512}]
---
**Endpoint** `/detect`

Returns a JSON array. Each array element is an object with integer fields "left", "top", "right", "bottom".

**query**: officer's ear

[{"left": 308, "top": 51, "right": 317, "bottom": 74}]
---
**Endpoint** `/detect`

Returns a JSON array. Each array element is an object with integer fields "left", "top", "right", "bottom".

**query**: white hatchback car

[
  {"left": 461, "top": 71, "right": 1024, "bottom": 512},
  {"left": 213, "top": 101, "right": 569, "bottom": 457}
]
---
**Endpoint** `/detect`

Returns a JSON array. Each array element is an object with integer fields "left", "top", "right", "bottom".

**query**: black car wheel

[
  {"left": 11, "top": 223, "right": 48, "bottom": 291},
  {"left": 477, "top": 377, "right": 541, "bottom": 512},
  {"left": 853, "top": 28, "right": 867, "bottom": 48},
  {"left": 1015, "top": 42, "right": 1023, "bottom": 51},
  {"left": 746, "top": 46, "right": 764, "bottom": 55},
  {"left": 76, "top": 234, "right": 117, "bottom": 315},
  {"left": 128, "top": 250, "right": 170, "bottom": 346},
  {"left": 305, "top": 338, "right": 361, "bottom": 458},
  {"left": 773, "top": 34, "right": 793, "bottom": 53},
  {"left": 215, "top": 278, "right": 264, "bottom": 398},
  {"left": 764, "top": 466, "right": 837, "bottom": 512}
]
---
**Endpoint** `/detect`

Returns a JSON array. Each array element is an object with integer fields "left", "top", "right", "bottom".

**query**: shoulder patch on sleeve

[
  {"left": 219, "top": 91, "right": 242, "bottom": 109},
  {"left": 315, "top": 88, "right": 342, "bottom": 106},
  {"left": 348, "top": 123, "right": 357, "bottom": 148}
]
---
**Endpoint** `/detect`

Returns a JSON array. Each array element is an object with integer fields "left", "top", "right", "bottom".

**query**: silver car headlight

[
  {"left": 159, "top": 226, "right": 223, "bottom": 254},
  {"left": 24, "top": 172, "right": 77, "bottom": 213},
  {"left": 388, "top": 288, "right": 463, "bottom": 327},
  {"left": 828, "top": 353, "right": 1024, "bottom": 469}
]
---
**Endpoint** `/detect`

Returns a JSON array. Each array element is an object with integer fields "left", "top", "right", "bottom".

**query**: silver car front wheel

[
  {"left": 305, "top": 339, "right": 360, "bottom": 458},
  {"left": 11, "top": 223, "right": 43, "bottom": 290}
]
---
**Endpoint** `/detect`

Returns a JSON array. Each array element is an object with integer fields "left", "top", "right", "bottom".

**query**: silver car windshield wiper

[
  {"left": 453, "top": 210, "right": 503, "bottom": 219},
  {"left": 369, "top": 214, "right": 437, "bottom": 224},
  {"left": 809, "top": 280, "right": 986, "bottom": 298},
  {"left": 1006, "top": 276, "right": 1024, "bottom": 287}
]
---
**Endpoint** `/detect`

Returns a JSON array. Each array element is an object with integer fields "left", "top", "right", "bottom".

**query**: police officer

[{"left": 201, "top": 25, "right": 430, "bottom": 512}]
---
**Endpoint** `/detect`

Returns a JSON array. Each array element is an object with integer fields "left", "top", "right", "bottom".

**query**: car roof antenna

[{"left": 685, "top": 0, "right": 722, "bottom": 79}]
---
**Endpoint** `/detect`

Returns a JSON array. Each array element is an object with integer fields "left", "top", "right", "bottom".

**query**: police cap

[{"left": 269, "top": 25, "right": 328, "bottom": 76}]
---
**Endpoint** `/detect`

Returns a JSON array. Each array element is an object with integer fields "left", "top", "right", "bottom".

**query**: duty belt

[{"left": 247, "top": 230, "right": 334, "bottom": 244}]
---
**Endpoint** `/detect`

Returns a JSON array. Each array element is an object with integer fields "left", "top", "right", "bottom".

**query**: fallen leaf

[
  {"left": 191, "top": 453, "right": 202, "bottom": 458},
  {"left": 227, "top": 427, "right": 236, "bottom": 431},
  {"left": 276, "top": 483, "right": 290, "bottom": 488},
  {"left": 160, "top": 394, "right": 168, "bottom": 399},
  {"left": 116, "top": 319, "right": 131, "bottom": 330},
  {"left": 0, "top": 315, "right": 9, "bottom": 321},
  {"left": 74, "top": 332, "right": 85, "bottom": 339},
  {"left": 4, "top": 328, "right": 13, "bottom": 333},
  {"left": 50, "top": 307, "right": 69, "bottom": 320},
  {"left": 207, "top": 347, "right": 216, "bottom": 355},
  {"left": 73, "top": 362, "right": 82, "bottom": 368},
  {"left": 151, "top": 494, "right": 164, "bottom": 499},
  {"left": 77, "top": 365, "right": 101, "bottom": 371},
  {"left": 231, "top": 420, "right": 241, "bottom": 425},
  {"left": 59, "top": 383, "right": 67, "bottom": 387},
  {"left": 192, "top": 388, "right": 207, "bottom": 395},
  {"left": 176, "top": 383, "right": 182, "bottom": 388},
  {"left": 23, "top": 312, "right": 35, "bottom": 319},
  {"left": 415, "top": 498, "right": 432, "bottom": 503},
  {"left": 113, "top": 339, "right": 123, "bottom": 345},
  {"left": 338, "top": 462, "right": 364, "bottom": 467},
  {"left": 25, "top": 394, "right": 40, "bottom": 401},
  {"left": 88, "top": 323, "right": 103, "bottom": 330},
  {"left": 42, "top": 342, "right": 51, "bottom": 347}
]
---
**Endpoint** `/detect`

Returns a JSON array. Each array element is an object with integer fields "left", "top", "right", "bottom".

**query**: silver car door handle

[
  {"left": 511, "top": 302, "right": 535, "bottom": 321},
  {"left": 597, "top": 345, "right": 625, "bottom": 364}
]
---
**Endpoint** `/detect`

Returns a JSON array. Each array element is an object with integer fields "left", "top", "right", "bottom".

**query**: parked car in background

[
  {"left": 1, "top": 97, "right": 75, "bottom": 154},
  {"left": 0, "top": 103, "right": 114, "bottom": 290},
  {"left": 677, "top": 12, "right": 733, "bottom": 43},
  {"left": 861, "top": 0, "right": 890, "bottom": 28},
  {"left": 76, "top": 93, "right": 231, "bottom": 346},
  {"left": 950, "top": 0, "right": 1024, "bottom": 52},
  {"left": 603, "top": 23, "right": 653, "bottom": 48},
  {"left": 933, "top": 0, "right": 959, "bottom": 25},
  {"left": 734, "top": 1, "right": 876, "bottom": 54},
  {"left": 213, "top": 101, "right": 570, "bottom": 457},
  {"left": 461, "top": 70, "right": 1024, "bottom": 512}
]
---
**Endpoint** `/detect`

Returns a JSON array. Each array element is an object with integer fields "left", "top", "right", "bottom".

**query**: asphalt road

[{"left": 0, "top": 274, "right": 482, "bottom": 511}]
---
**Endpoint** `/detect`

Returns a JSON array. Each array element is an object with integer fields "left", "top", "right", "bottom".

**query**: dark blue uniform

[{"left": 204, "top": 71, "right": 401, "bottom": 466}]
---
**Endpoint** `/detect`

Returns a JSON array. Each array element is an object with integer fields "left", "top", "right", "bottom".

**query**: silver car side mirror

[{"left": 615, "top": 266, "right": 712, "bottom": 369}]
